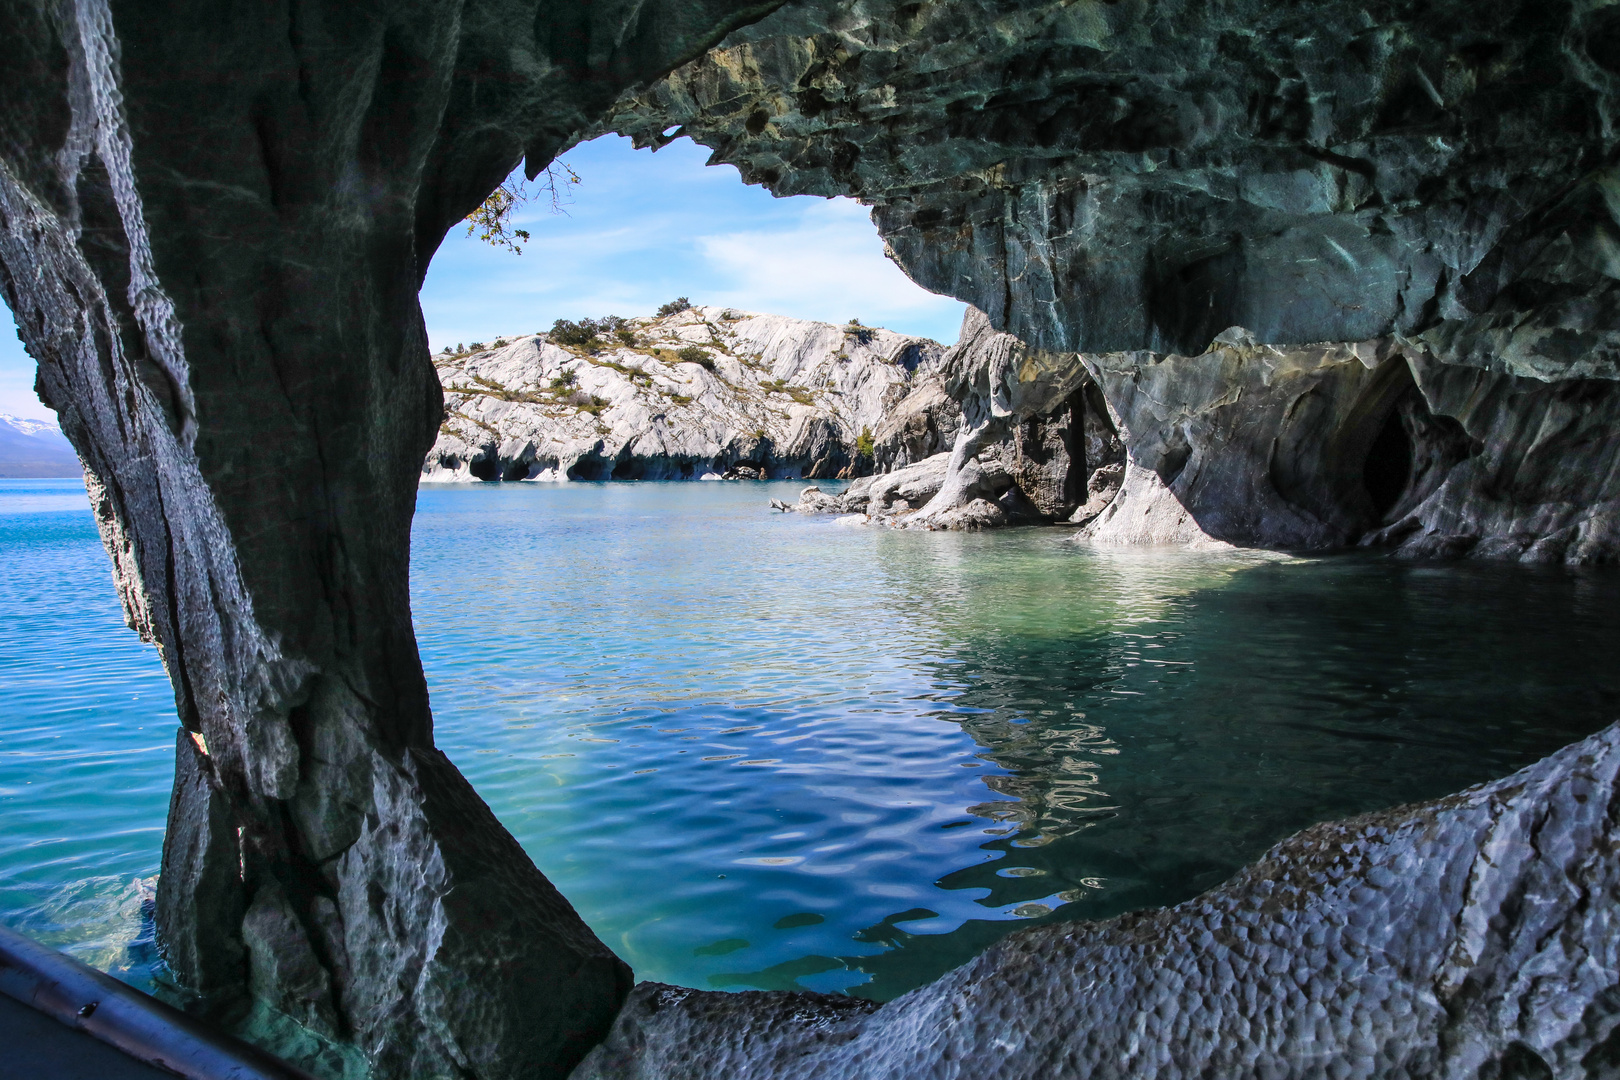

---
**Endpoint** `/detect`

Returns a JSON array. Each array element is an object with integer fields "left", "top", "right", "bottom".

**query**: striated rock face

[
  {"left": 423, "top": 306, "right": 940, "bottom": 483},
  {"left": 574, "top": 723, "right": 1620, "bottom": 1080},
  {"left": 602, "top": 0, "right": 1620, "bottom": 367},
  {"left": 781, "top": 308, "right": 1126, "bottom": 528},
  {"left": 0, "top": 0, "right": 779, "bottom": 1076},
  {"left": 597, "top": 0, "right": 1620, "bottom": 561}
]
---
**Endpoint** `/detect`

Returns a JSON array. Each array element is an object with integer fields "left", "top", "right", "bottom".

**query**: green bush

[
  {"left": 844, "top": 319, "right": 875, "bottom": 345},
  {"left": 657, "top": 297, "right": 692, "bottom": 318},
  {"left": 493, "top": 338, "right": 507, "bottom": 348},
  {"left": 550, "top": 315, "right": 626, "bottom": 349},
  {"left": 855, "top": 426, "right": 875, "bottom": 459},
  {"left": 470, "top": 341, "right": 486, "bottom": 351},
  {"left": 676, "top": 345, "right": 715, "bottom": 370},
  {"left": 550, "top": 370, "right": 578, "bottom": 390}
]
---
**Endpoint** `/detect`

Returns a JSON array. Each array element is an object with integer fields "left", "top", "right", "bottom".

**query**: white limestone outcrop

[{"left": 422, "top": 307, "right": 942, "bottom": 483}]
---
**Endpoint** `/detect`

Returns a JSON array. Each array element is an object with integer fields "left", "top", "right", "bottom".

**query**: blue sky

[{"left": 0, "top": 135, "right": 965, "bottom": 422}]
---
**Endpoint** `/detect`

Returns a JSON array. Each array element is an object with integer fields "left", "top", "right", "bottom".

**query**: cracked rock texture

[
  {"left": 781, "top": 308, "right": 1125, "bottom": 527},
  {"left": 424, "top": 306, "right": 939, "bottom": 482},
  {"left": 574, "top": 723, "right": 1620, "bottom": 1080}
]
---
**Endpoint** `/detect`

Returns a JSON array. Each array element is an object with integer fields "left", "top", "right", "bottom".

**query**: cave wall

[
  {"left": 596, "top": 0, "right": 1620, "bottom": 560},
  {"left": 0, "top": 0, "right": 785, "bottom": 1075},
  {"left": 2, "top": 0, "right": 1620, "bottom": 1077}
]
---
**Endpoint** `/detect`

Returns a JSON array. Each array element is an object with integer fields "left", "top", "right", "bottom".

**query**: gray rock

[
  {"left": 0, "top": 0, "right": 766, "bottom": 1076},
  {"left": 573, "top": 723, "right": 1620, "bottom": 1080},
  {"left": 1076, "top": 335, "right": 1620, "bottom": 561}
]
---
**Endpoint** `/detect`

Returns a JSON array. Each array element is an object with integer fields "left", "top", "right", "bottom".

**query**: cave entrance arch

[{"left": 417, "top": 133, "right": 967, "bottom": 486}]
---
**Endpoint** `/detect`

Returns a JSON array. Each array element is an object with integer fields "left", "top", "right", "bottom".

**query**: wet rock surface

[
  {"left": 574, "top": 724, "right": 1620, "bottom": 1080},
  {"left": 779, "top": 309, "right": 1127, "bottom": 528},
  {"left": 424, "top": 307, "right": 940, "bottom": 483}
]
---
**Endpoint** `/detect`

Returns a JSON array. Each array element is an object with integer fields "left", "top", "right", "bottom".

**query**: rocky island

[{"left": 423, "top": 303, "right": 943, "bottom": 483}]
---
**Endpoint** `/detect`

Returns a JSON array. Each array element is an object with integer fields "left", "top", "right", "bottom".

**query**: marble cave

[{"left": 0, "top": 0, "right": 1618, "bottom": 1076}]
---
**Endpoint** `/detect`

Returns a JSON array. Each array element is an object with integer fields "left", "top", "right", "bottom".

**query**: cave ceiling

[{"left": 598, "top": 0, "right": 1620, "bottom": 376}]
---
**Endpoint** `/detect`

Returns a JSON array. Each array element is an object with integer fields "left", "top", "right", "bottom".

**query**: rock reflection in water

[{"left": 412, "top": 485, "right": 1620, "bottom": 1003}]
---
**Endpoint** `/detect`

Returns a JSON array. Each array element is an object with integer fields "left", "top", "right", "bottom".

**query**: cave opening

[
  {"left": 1363, "top": 406, "right": 1413, "bottom": 519},
  {"left": 418, "top": 134, "right": 965, "bottom": 365},
  {"left": 468, "top": 454, "right": 499, "bottom": 481}
]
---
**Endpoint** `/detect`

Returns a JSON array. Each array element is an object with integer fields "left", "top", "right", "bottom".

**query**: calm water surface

[{"left": 2, "top": 478, "right": 1618, "bottom": 1001}]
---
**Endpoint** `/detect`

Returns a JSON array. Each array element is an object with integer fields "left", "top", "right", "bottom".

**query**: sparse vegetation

[
  {"left": 446, "top": 374, "right": 548, "bottom": 404},
  {"left": 844, "top": 318, "right": 876, "bottom": 345},
  {"left": 668, "top": 393, "right": 693, "bottom": 405},
  {"left": 550, "top": 315, "right": 627, "bottom": 351},
  {"left": 549, "top": 370, "right": 578, "bottom": 390},
  {"left": 587, "top": 357, "right": 631, "bottom": 374},
  {"left": 470, "top": 342, "right": 486, "bottom": 352},
  {"left": 761, "top": 378, "right": 815, "bottom": 406},
  {"left": 492, "top": 338, "right": 507, "bottom": 349},
  {"left": 657, "top": 297, "right": 693, "bottom": 318},
  {"left": 463, "top": 161, "right": 582, "bottom": 254},
  {"left": 676, "top": 345, "right": 715, "bottom": 370},
  {"left": 614, "top": 326, "right": 638, "bottom": 347},
  {"left": 855, "top": 426, "right": 875, "bottom": 459}
]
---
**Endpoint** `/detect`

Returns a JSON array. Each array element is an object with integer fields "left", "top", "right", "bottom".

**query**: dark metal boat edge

[{"left": 0, "top": 923, "right": 318, "bottom": 1080}]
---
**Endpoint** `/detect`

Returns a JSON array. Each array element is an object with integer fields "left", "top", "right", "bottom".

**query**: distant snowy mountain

[{"left": 0, "top": 414, "right": 80, "bottom": 477}]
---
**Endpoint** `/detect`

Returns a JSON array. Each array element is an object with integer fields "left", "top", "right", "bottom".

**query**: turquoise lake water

[{"left": 2, "top": 477, "right": 1618, "bottom": 1003}]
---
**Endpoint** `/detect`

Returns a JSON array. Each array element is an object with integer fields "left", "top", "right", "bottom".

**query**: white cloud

[
  {"left": 420, "top": 136, "right": 967, "bottom": 349},
  {"left": 695, "top": 199, "right": 962, "bottom": 332}
]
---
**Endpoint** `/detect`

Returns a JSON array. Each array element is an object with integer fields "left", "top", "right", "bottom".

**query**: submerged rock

[{"left": 423, "top": 308, "right": 942, "bottom": 483}]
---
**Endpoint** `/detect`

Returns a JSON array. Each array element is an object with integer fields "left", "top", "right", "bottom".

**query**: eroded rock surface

[
  {"left": 5, "top": 0, "right": 1620, "bottom": 1076},
  {"left": 575, "top": 724, "right": 1620, "bottom": 1080},
  {"left": 424, "top": 306, "right": 939, "bottom": 482},
  {"left": 0, "top": 0, "right": 779, "bottom": 1075},
  {"left": 779, "top": 309, "right": 1126, "bottom": 527},
  {"left": 597, "top": 0, "right": 1620, "bottom": 560}
]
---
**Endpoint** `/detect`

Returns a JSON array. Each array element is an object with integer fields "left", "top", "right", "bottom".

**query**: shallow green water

[{"left": 3, "top": 477, "right": 1618, "bottom": 1002}]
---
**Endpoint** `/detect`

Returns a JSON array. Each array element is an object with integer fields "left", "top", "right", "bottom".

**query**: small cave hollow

[
  {"left": 468, "top": 454, "right": 499, "bottom": 482},
  {"left": 1363, "top": 406, "right": 1414, "bottom": 519}
]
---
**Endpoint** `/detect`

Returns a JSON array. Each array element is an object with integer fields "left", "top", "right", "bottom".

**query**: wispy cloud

[{"left": 695, "top": 199, "right": 959, "bottom": 328}]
